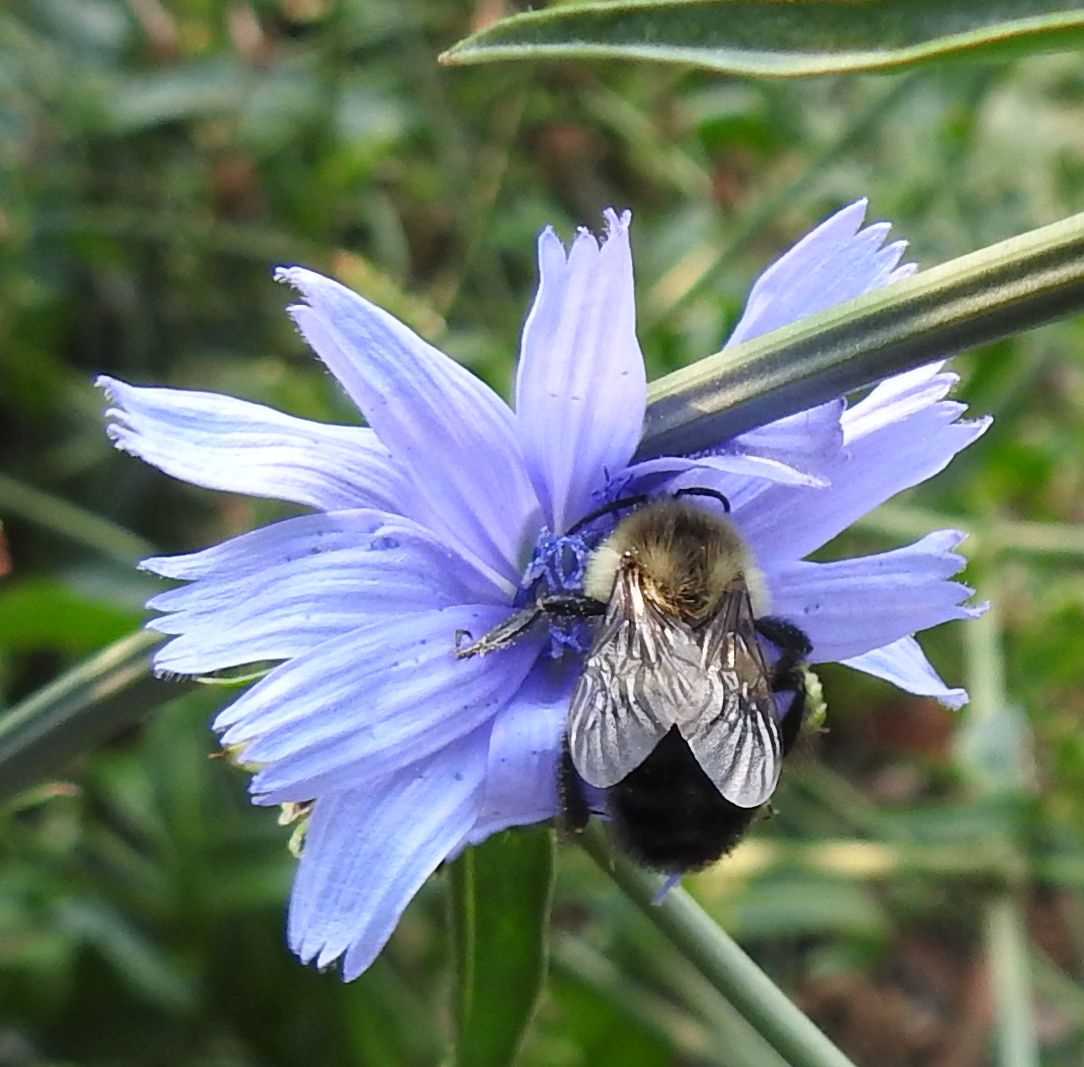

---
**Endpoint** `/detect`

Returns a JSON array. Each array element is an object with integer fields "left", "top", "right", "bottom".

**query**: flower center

[{"left": 518, "top": 528, "right": 595, "bottom": 658}]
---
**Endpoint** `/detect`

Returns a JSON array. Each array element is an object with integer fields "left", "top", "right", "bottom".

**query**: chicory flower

[{"left": 99, "top": 201, "right": 987, "bottom": 979}]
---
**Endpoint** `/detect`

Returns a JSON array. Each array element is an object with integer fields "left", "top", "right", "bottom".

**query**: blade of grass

[
  {"left": 961, "top": 590, "right": 1041, "bottom": 1067},
  {"left": 0, "top": 630, "right": 189, "bottom": 804},
  {"left": 0, "top": 472, "right": 153, "bottom": 565},
  {"left": 985, "top": 896, "right": 1041, "bottom": 1067}
]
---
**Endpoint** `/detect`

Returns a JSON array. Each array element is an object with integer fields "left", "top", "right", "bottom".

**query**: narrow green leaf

[
  {"left": 449, "top": 828, "right": 555, "bottom": 1067},
  {"left": 0, "top": 471, "right": 153, "bottom": 565},
  {"left": 442, "top": 0, "right": 1084, "bottom": 76},
  {"left": 985, "top": 896, "right": 1041, "bottom": 1067},
  {"left": 0, "top": 631, "right": 192, "bottom": 805}
]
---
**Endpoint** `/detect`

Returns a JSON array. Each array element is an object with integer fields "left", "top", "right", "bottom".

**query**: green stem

[
  {"left": 0, "top": 472, "right": 153, "bottom": 565},
  {"left": 0, "top": 630, "right": 189, "bottom": 804},
  {"left": 580, "top": 824, "right": 858, "bottom": 1067},
  {"left": 639, "top": 210, "right": 1084, "bottom": 458},
  {"left": 985, "top": 896, "right": 1040, "bottom": 1067},
  {"left": 961, "top": 585, "right": 1041, "bottom": 1067}
]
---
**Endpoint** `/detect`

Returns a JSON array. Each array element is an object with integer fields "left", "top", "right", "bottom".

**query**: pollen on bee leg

[{"left": 519, "top": 527, "right": 597, "bottom": 658}]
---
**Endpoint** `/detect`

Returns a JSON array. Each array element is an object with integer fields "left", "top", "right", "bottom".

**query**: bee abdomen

[{"left": 608, "top": 727, "right": 758, "bottom": 872}]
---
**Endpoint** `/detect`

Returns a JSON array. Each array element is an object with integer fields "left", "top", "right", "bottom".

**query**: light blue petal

[
  {"left": 739, "top": 371, "right": 991, "bottom": 564},
  {"left": 842, "top": 636, "right": 968, "bottom": 710},
  {"left": 146, "top": 512, "right": 504, "bottom": 675},
  {"left": 767, "top": 530, "right": 986, "bottom": 663},
  {"left": 692, "top": 453, "right": 827, "bottom": 488},
  {"left": 515, "top": 210, "right": 647, "bottom": 532},
  {"left": 725, "top": 200, "right": 913, "bottom": 480},
  {"left": 727, "top": 400, "right": 845, "bottom": 483},
  {"left": 217, "top": 605, "right": 541, "bottom": 800},
  {"left": 287, "top": 730, "right": 487, "bottom": 979},
  {"left": 97, "top": 376, "right": 407, "bottom": 513},
  {"left": 844, "top": 361, "right": 953, "bottom": 436},
  {"left": 278, "top": 271, "right": 541, "bottom": 582},
  {"left": 465, "top": 666, "right": 570, "bottom": 843},
  {"left": 616, "top": 449, "right": 825, "bottom": 514},
  {"left": 141, "top": 511, "right": 385, "bottom": 581},
  {"left": 725, "top": 199, "right": 911, "bottom": 347}
]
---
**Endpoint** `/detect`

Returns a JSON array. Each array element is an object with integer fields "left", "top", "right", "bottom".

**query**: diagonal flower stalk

[
  {"left": 0, "top": 630, "right": 183, "bottom": 806},
  {"left": 580, "top": 824, "right": 858, "bottom": 1067},
  {"left": 3, "top": 211, "right": 1084, "bottom": 803},
  {"left": 640, "top": 209, "right": 1084, "bottom": 458}
]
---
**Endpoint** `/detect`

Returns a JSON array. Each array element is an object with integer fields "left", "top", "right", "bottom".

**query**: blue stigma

[{"left": 518, "top": 528, "right": 595, "bottom": 659}]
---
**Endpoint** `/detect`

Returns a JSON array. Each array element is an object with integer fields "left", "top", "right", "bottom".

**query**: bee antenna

[
  {"left": 674, "top": 486, "right": 731, "bottom": 513},
  {"left": 567, "top": 494, "right": 648, "bottom": 535}
]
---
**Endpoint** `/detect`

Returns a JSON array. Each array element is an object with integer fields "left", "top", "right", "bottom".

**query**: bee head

[{"left": 584, "top": 498, "right": 766, "bottom": 624}]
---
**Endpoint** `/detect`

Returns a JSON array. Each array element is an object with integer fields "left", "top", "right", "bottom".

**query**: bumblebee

[{"left": 457, "top": 493, "right": 811, "bottom": 873}]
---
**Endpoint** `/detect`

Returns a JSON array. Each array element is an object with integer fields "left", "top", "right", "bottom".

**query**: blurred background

[{"left": 2, "top": 1, "right": 1084, "bottom": 1064}]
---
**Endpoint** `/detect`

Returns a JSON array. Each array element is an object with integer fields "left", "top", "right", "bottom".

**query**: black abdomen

[{"left": 607, "top": 727, "right": 758, "bottom": 872}]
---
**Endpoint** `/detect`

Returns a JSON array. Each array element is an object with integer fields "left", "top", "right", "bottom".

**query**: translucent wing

[
  {"left": 681, "top": 585, "right": 783, "bottom": 807},
  {"left": 567, "top": 566, "right": 686, "bottom": 788},
  {"left": 568, "top": 565, "right": 783, "bottom": 806}
]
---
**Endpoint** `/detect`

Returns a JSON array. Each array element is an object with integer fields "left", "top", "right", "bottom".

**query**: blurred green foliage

[{"left": 2, "top": 0, "right": 1084, "bottom": 1064}]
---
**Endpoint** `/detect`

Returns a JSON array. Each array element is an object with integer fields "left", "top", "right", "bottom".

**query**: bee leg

[
  {"left": 755, "top": 616, "right": 812, "bottom": 754},
  {"left": 454, "top": 605, "right": 543, "bottom": 658},
  {"left": 558, "top": 737, "right": 591, "bottom": 835},
  {"left": 755, "top": 615, "right": 812, "bottom": 662},
  {"left": 455, "top": 596, "right": 604, "bottom": 658},
  {"left": 537, "top": 594, "right": 606, "bottom": 619}
]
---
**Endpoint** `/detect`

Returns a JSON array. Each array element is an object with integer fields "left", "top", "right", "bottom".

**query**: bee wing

[
  {"left": 567, "top": 567, "right": 689, "bottom": 788},
  {"left": 681, "top": 586, "right": 783, "bottom": 808}
]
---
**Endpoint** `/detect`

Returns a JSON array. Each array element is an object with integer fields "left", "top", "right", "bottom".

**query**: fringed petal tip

[
  {"left": 274, "top": 266, "right": 332, "bottom": 324},
  {"left": 563, "top": 203, "right": 633, "bottom": 248},
  {"left": 273, "top": 265, "right": 338, "bottom": 318},
  {"left": 273, "top": 264, "right": 304, "bottom": 287},
  {"left": 923, "top": 683, "right": 970, "bottom": 711},
  {"left": 964, "top": 598, "right": 991, "bottom": 620},
  {"left": 928, "top": 529, "right": 990, "bottom": 622},
  {"left": 96, "top": 375, "right": 134, "bottom": 444},
  {"left": 940, "top": 689, "right": 970, "bottom": 711},
  {"left": 601, "top": 206, "right": 632, "bottom": 237},
  {"left": 95, "top": 373, "right": 120, "bottom": 404},
  {"left": 725, "top": 197, "right": 911, "bottom": 350}
]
